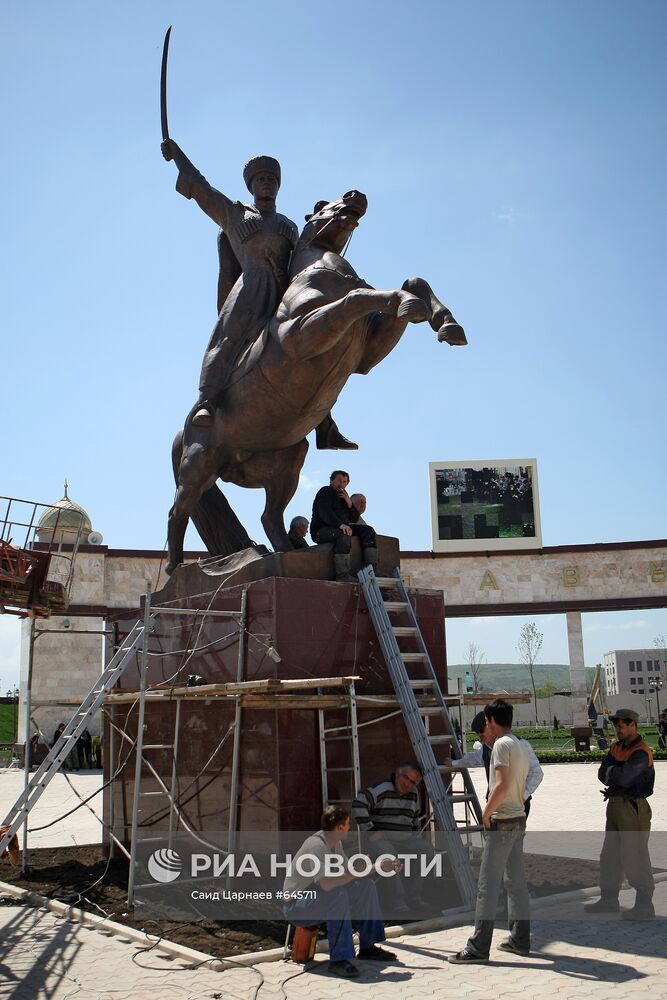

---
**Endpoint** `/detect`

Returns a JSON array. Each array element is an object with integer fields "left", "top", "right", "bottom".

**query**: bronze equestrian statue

[{"left": 165, "top": 188, "right": 466, "bottom": 574}]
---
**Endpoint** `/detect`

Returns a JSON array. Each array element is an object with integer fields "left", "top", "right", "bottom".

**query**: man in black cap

[{"left": 584, "top": 708, "right": 655, "bottom": 920}]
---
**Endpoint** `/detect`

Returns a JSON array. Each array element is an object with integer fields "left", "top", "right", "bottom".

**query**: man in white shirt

[
  {"left": 449, "top": 699, "right": 532, "bottom": 963},
  {"left": 452, "top": 711, "right": 543, "bottom": 816}
]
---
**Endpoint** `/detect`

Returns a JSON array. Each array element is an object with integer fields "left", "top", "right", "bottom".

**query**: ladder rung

[
  {"left": 419, "top": 707, "right": 444, "bottom": 716},
  {"left": 460, "top": 824, "right": 485, "bottom": 834},
  {"left": 409, "top": 679, "right": 435, "bottom": 688},
  {"left": 429, "top": 734, "right": 455, "bottom": 744},
  {"left": 449, "top": 794, "right": 477, "bottom": 802},
  {"left": 326, "top": 767, "right": 356, "bottom": 773},
  {"left": 402, "top": 653, "right": 427, "bottom": 662},
  {"left": 140, "top": 790, "right": 167, "bottom": 797},
  {"left": 374, "top": 577, "right": 400, "bottom": 587},
  {"left": 383, "top": 601, "right": 409, "bottom": 612},
  {"left": 142, "top": 744, "right": 173, "bottom": 751},
  {"left": 392, "top": 627, "right": 418, "bottom": 636}
]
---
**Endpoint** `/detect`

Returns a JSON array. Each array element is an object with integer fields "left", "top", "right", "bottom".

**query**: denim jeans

[
  {"left": 466, "top": 817, "right": 530, "bottom": 957},
  {"left": 283, "top": 878, "right": 385, "bottom": 962}
]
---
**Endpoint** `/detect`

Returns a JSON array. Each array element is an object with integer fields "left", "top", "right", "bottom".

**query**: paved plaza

[{"left": 1, "top": 763, "right": 666, "bottom": 998}]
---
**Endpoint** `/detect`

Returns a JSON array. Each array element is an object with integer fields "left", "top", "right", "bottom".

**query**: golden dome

[{"left": 36, "top": 481, "right": 93, "bottom": 541}]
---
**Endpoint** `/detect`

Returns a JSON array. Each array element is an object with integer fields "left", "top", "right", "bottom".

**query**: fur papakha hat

[{"left": 243, "top": 155, "right": 281, "bottom": 192}]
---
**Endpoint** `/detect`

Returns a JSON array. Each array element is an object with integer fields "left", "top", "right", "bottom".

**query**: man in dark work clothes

[{"left": 311, "top": 471, "right": 377, "bottom": 582}]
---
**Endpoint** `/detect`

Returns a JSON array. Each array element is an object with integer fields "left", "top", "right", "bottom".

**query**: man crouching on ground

[{"left": 282, "top": 804, "right": 399, "bottom": 978}]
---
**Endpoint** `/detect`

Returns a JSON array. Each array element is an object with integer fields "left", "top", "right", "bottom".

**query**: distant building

[{"left": 603, "top": 649, "right": 665, "bottom": 697}]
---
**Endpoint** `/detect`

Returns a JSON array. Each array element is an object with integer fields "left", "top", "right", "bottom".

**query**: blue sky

[{"left": 2, "top": 1, "right": 666, "bottom": 689}]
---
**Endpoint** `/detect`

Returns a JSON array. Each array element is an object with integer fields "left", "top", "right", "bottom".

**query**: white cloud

[
  {"left": 494, "top": 207, "right": 516, "bottom": 224},
  {"left": 585, "top": 619, "right": 649, "bottom": 634}
]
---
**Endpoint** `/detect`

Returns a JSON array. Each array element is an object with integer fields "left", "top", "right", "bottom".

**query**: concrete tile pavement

[
  {"left": 1, "top": 763, "right": 666, "bottom": 998},
  {"left": 1, "top": 881, "right": 665, "bottom": 999}
]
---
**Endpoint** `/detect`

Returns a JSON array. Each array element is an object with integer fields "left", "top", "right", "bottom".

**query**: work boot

[
  {"left": 621, "top": 893, "right": 655, "bottom": 920},
  {"left": 583, "top": 895, "right": 619, "bottom": 914},
  {"left": 362, "top": 546, "right": 379, "bottom": 574},
  {"left": 333, "top": 553, "right": 357, "bottom": 583},
  {"left": 315, "top": 413, "right": 358, "bottom": 450}
]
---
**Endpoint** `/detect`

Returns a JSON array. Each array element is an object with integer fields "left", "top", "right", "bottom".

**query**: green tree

[
  {"left": 518, "top": 622, "right": 543, "bottom": 726},
  {"left": 535, "top": 680, "right": 558, "bottom": 725}
]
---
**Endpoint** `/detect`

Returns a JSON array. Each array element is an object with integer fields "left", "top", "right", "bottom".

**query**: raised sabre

[{"left": 160, "top": 25, "right": 172, "bottom": 143}]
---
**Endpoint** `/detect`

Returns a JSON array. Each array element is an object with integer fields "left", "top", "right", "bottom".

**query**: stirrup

[{"left": 192, "top": 406, "right": 214, "bottom": 427}]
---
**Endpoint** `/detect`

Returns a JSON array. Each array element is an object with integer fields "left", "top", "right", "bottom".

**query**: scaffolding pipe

[
  {"left": 21, "top": 619, "right": 36, "bottom": 874},
  {"left": 227, "top": 587, "right": 247, "bottom": 855},
  {"left": 127, "top": 589, "right": 152, "bottom": 906},
  {"left": 167, "top": 698, "right": 181, "bottom": 850}
]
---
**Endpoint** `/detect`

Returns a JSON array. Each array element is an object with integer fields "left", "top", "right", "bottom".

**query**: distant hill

[{"left": 446, "top": 662, "right": 595, "bottom": 693}]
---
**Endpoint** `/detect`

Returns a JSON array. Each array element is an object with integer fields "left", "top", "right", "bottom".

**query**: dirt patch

[{"left": 0, "top": 844, "right": 625, "bottom": 958}]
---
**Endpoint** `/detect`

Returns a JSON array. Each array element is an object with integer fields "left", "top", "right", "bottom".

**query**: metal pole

[
  {"left": 168, "top": 698, "right": 181, "bottom": 850},
  {"left": 108, "top": 704, "right": 116, "bottom": 859},
  {"left": 127, "top": 590, "right": 152, "bottom": 907},
  {"left": 653, "top": 680, "right": 662, "bottom": 718},
  {"left": 21, "top": 619, "right": 36, "bottom": 873},
  {"left": 317, "top": 694, "right": 328, "bottom": 809},
  {"left": 227, "top": 589, "right": 247, "bottom": 855}
]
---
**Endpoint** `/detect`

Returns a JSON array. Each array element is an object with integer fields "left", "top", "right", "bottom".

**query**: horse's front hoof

[{"left": 438, "top": 321, "right": 467, "bottom": 346}]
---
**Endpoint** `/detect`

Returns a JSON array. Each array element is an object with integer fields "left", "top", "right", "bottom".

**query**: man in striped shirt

[{"left": 352, "top": 762, "right": 426, "bottom": 917}]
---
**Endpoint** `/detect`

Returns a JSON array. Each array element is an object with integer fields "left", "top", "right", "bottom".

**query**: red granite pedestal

[{"left": 105, "top": 543, "right": 448, "bottom": 849}]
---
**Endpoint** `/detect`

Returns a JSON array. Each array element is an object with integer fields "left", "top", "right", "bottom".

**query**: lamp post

[{"left": 648, "top": 676, "right": 663, "bottom": 718}]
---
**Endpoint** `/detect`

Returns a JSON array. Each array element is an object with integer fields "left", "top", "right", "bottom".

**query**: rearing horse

[{"left": 167, "top": 190, "right": 466, "bottom": 574}]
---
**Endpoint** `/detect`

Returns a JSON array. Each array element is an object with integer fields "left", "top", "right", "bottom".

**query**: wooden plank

[{"left": 105, "top": 675, "right": 362, "bottom": 703}]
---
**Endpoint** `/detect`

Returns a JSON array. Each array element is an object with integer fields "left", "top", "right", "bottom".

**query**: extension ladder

[
  {"left": 0, "top": 618, "right": 151, "bottom": 859},
  {"left": 357, "top": 565, "right": 483, "bottom": 907}
]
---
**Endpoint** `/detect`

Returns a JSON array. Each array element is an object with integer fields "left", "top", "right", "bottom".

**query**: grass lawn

[{"left": 0, "top": 702, "right": 18, "bottom": 744}]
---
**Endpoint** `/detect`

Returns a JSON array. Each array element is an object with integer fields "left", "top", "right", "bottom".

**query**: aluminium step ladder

[
  {"left": 0, "top": 617, "right": 152, "bottom": 859},
  {"left": 318, "top": 680, "right": 361, "bottom": 809},
  {"left": 357, "top": 565, "right": 483, "bottom": 908}
]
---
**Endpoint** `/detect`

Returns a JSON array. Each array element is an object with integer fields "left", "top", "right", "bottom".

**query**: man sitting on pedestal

[
  {"left": 311, "top": 471, "right": 377, "bottom": 582},
  {"left": 287, "top": 516, "right": 310, "bottom": 550}
]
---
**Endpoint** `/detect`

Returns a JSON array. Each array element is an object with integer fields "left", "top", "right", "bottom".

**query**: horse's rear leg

[{"left": 402, "top": 277, "right": 467, "bottom": 345}]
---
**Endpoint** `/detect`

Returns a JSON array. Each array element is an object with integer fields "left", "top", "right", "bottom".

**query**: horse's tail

[{"left": 171, "top": 429, "right": 254, "bottom": 558}]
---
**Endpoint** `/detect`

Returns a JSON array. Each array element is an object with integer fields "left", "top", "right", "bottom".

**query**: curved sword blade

[{"left": 160, "top": 25, "right": 172, "bottom": 142}]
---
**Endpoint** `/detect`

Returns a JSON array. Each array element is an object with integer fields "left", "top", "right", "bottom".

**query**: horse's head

[{"left": 301, "top": 190, "right": 368, "bottom": 254}]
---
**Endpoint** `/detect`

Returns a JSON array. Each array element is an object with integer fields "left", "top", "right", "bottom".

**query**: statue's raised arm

[{"left": 161, "top": 138, "right": 238, "bottom": 232}]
